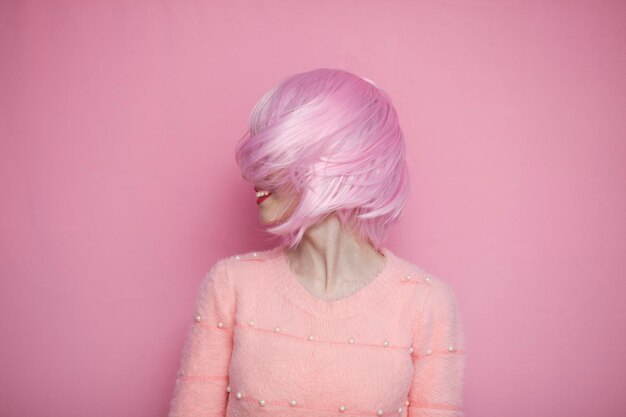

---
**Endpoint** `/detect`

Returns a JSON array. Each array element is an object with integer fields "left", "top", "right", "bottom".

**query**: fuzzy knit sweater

[{"left": 168, "top": 245, "right": 466, "bottom": 417}]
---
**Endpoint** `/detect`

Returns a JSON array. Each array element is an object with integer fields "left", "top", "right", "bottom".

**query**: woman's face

[{"left": 254, "top": 173, "right": 300, "bottom": 225}]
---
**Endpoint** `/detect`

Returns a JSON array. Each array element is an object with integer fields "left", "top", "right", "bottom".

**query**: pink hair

[{"left": 234, "top": 68, "right": 410, "bottom": 251}]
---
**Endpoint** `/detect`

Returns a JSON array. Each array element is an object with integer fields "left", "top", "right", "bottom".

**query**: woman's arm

[
  {"left": 408, "top": 278, "right": 466, "bottom": 417},
  {"left": 168, "top": 259, "right": 235, "bottom": 417}
]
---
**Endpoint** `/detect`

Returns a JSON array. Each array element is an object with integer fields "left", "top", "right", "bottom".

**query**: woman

[{"left": 168, "top": 68, "right": 465, "bottom": 417}]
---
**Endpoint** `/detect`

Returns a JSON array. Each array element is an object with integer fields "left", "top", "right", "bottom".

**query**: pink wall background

[{"left": 1, "top": 1, "right": 625, "bottom": 416}]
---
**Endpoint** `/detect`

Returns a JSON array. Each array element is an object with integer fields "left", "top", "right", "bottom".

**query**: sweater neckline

[{"left": 266, "top": 244, "right": 403, "bottom": 320}]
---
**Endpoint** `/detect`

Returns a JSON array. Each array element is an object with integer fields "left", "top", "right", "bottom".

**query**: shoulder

[
  {"left": 203, "top": 247, "right": 280, "bottom": 286},
  {"left": 404, "top": 266, "right": 460, "bottom": 320},
  {"left": 391, "top": 251, "right": 443, "bottom": 289},
  {"left": 391, "top": 251, "right": 458, "bottom": 305}
]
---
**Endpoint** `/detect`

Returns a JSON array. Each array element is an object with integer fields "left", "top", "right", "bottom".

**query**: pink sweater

[{"left": 168, "top": 245, "right": 466, "bottom": 417}]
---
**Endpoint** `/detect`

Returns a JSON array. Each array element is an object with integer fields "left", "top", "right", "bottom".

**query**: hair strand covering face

[{"left": 234, "top": 68, "right": 410, "bottom": 251}]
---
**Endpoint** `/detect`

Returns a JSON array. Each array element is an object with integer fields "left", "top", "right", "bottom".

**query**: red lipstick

[
  {"left": 257, "top": 193, "right": 272, "bottom": 205},
  {"left": 254, "top": 186, "right": 272, "bottom": 205}
]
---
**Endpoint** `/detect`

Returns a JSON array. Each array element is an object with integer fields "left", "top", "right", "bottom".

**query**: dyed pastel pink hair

[{"left": 234, "top": 68, "right": 410, "bottom": 251}]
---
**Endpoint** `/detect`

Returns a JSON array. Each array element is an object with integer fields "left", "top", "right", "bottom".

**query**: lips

[
  {"left": 257, "top": 194, "right": 271, "bottom": 205},
  {"left": 254, "top": 186, "right": 272, "bottom": 205}
]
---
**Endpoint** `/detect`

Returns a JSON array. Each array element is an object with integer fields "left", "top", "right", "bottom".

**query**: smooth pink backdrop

[{"left": 1, "top": 1, "right": 625, "bottom": 416}]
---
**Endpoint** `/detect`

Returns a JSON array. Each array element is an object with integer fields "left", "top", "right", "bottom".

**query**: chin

[
  {"left": 259, "top": 215, "right": 281, "bottom": 226},
  {"left": 258, "top": 214, "right": 273, "bottom": 225}
]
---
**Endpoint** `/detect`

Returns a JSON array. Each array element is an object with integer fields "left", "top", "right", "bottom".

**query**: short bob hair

[{"left": 234, "top": 68, "right": 410, "bottom": 251}]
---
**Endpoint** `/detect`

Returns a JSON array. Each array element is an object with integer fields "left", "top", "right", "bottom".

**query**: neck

[{"left": 283, "top": 214, "right": 386, "bottom": 296}]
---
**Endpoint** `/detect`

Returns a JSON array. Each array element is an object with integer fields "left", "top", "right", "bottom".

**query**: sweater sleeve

[
  {"left": 168, "top": 259, "right": 235, "bottom": 417},
  {"left": 408, "top": 279, "right": 466, "bottom": 417}
]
